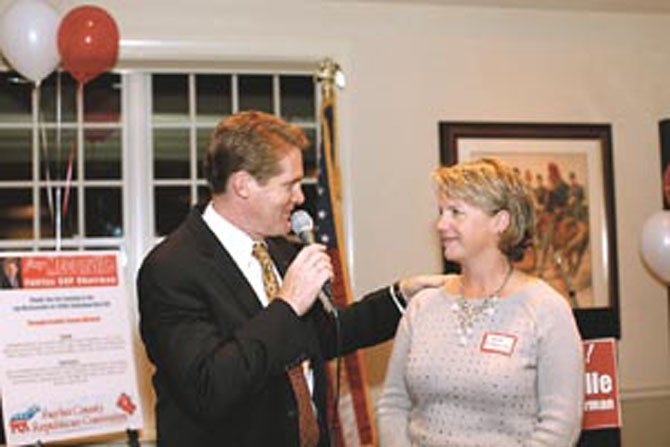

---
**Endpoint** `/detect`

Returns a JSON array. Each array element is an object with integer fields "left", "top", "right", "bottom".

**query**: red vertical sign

[{"left": 582, "top": 338, "right": 621, "bottom": 430}]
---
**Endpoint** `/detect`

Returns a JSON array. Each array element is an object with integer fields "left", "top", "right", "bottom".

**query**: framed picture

[
  {"left": 660, "top": 120, "right": 670, "bottom": 305},
  {"left": 661, "top": 119, "right": 670, "bottom": 211},
  {"left": 439, "top": 122, "right": 620, "bottom": 338}
]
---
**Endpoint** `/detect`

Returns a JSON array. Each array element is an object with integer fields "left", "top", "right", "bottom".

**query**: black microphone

[{"left": 290, "top": 210, "right": 336, "bottom": 314}]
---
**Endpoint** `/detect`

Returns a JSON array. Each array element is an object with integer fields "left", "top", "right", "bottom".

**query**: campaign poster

[
  {"left": 582, "top": 338, "right": 621, "bottom": 430},
  {"left": 0, "top": 251, "right": 143, "bottom": 445}
]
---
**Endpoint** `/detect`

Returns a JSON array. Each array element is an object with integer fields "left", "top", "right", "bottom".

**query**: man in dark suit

[{"left": 137, "top": 111, "right": 440, "bottom": 446}]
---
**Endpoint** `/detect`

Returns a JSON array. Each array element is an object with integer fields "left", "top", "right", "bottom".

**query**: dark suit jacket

[{"left": 137, "top": 207, "right": 402, "bottom": 447}]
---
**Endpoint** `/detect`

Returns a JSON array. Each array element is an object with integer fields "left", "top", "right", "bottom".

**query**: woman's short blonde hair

[{"left": 433, "top": 158, "right": 535, "bottom": 262}]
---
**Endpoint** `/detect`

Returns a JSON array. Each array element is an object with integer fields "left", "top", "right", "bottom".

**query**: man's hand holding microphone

[{"left": 278, "top": 210, "right": 334, "bottom": 316}]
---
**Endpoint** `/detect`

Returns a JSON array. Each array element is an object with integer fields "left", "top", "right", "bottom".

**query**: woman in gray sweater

[{"left": 377, "top": 158, "right": 583, "bottom": 446}]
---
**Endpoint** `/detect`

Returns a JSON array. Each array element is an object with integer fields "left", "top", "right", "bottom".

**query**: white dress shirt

[{"left": 203, "top": 202, "right": 274, "bottom": 307}]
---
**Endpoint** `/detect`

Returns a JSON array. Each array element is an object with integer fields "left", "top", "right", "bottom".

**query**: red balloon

[{"left": 58, "top": 6, "right": 119, "bottom": 84}]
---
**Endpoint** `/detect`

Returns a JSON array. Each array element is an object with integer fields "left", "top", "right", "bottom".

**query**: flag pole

[
  {"left": 315, "top": 58, "right": 376, "bottom": 447},
  {"left": 315, "top": 58, "right": 346, "bottom": 266}
]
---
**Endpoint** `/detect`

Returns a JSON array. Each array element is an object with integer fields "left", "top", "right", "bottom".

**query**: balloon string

[
  {"left": 62, "top": 141, "right": 75, "bottom": 221},
  {"left": 37, "top": 85, "right": 54, "bottom": 227},
  {"left": 62, "top": 81, "right": 82, "bottom": 242},
  {"left": 55, "top": 70, "right": 62, "bottom": 250},
  {"left": 56, "top": 71, "right": 62, "bottom": 175}
]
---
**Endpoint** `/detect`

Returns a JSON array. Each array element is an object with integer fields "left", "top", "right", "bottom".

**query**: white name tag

[{"left": 480, "top": 332, "right": 517, "bottom": 356}]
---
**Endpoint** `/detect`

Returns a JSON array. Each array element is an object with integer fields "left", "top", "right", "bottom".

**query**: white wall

[{"left": 8, "top": 0, "right": 669, "bottom": 443}]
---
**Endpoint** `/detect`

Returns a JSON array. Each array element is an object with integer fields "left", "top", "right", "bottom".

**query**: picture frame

[
  {"left": 660, "top": 119, "right": 670, "bottom": 211},
  {"left": 660, "top": 120, "right": 670, "bottom": 305},
  {"left": 439, "top": 122, "right": 620, "bottom": 338}
]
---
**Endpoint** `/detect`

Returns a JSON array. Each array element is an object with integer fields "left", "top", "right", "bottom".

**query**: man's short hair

[{"left": 203, "top": 111, "right": 309, "bottom": 193}]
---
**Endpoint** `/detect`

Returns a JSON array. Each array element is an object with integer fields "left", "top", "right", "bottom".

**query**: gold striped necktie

[
  {"left": 251, "top": 241, "right": 320, "bottom": 447},
  {"left": 252, "top": 242, "right": 280, "bottom": 299}
]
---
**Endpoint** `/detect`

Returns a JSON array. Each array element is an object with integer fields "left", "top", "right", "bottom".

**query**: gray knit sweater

[{"left": 377, "top": 277, "right": 584, "bottom": 447}]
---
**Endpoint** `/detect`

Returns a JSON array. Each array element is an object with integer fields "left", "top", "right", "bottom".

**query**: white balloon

[
  {"left": 640, "top": 210, "right": 670, "bottom": 284},
  {"left": 0, "top": 0, "right": 60, "bottom": 84}
]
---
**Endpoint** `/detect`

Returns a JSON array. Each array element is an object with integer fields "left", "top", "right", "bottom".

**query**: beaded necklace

[{"left": 452, "top": 263, "right": 514, "bottom": 346}]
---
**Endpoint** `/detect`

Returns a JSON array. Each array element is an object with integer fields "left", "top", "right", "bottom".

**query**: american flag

[{"left": 315, "top": 96, "right": 375, "bottom": 447}]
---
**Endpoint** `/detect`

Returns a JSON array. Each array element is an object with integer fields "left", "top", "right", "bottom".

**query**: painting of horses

[
  {"left": 476, "top": 153, "right": 590, "bottom": 307},
  {"left": 438, "top": 122, "right": 618, "bottom": 322}
]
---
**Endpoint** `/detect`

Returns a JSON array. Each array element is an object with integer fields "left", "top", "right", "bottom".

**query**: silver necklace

[{"left": 452, "top": 264, "right": 514, "bottom": 346}]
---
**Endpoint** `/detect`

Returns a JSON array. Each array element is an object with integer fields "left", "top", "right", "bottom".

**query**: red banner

[
  {"left": 21, "top": 255, "right": 118, "bottom": 289},
  {"left": 582, "top": 338, "right": 621, "bottom": 430}
]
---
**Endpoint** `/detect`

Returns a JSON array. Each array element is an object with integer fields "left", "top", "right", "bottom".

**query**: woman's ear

[{"left": 493, "top": 209, "right": 511, "bottom": 235}]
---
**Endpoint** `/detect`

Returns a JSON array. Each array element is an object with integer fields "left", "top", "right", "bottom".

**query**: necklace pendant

[{"left": 458, "top": 335, "right": 467, "bottom": 346}]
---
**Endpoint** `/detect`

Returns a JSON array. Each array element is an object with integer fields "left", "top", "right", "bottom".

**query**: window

[
  {"left": 0, "top": 68, "right": 320, "bottom": 265},
  {"left": 151, "top": 72, "right": 318, "bottom": 237},
  {"left": 0, "top": 71, "right": 122, "bottom": 251}
]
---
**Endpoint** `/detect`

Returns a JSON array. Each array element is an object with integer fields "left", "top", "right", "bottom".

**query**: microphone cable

[{"left": 327, "top": 305, "right": 342, "bottom": 444}]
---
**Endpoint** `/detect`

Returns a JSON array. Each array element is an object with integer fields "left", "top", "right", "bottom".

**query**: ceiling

[{"left": 334, "top": 0, "right": 670, "bottom": 14}]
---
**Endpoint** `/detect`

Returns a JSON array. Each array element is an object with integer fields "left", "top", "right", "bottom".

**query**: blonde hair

[{"left": 433, "top": 158, "right": 535, "bottom": 261}]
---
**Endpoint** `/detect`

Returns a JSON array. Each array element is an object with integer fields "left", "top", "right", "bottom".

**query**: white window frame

[{"left": 123, "top": 68, "right": 322, "bottom": 277}]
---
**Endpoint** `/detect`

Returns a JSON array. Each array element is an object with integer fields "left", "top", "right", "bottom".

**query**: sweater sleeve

[
  {"left": 528, "top": 291, "right": 584, "bottom": 447},
  {"left": 376, "top": 313, "right": 413, "bottom": 447}
]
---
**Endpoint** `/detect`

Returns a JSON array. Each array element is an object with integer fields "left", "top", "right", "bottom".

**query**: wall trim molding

[{"left": 621, "top": 383, "right": 670, "bottom": 401}]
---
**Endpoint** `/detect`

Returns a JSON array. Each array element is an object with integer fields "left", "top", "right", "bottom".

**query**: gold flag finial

[{"left": 315, "top": 58, "right": 346, "bottom": 100}]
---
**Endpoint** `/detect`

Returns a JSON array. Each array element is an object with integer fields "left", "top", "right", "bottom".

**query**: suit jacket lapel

[
  {"left": 267, "top": 237, "right": 298, "bottom": 278},
  {"left": 184, "top": 207, "right": 262, "bottom": 316}
]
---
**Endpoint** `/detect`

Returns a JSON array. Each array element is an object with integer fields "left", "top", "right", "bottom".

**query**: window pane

[
  {"left": 85, "top": 73, "right": 121, "bottom": 124},
  {"left": 85, "top": 129, "right": 121, "bottom": 179},
  {"left": 303, "top": 127, "right": 317, "bottom": 179},
  {"left": 40, "top": 71, "right": 77, "bottom": 123},
  {"left": 0, "top": 129, "right": 32, "bottom": 180},
  {"left": 0, "top": 188, "right": 33, "bottom": 239},
  {"left": 83, "top": 246, "right": 122, "bottom": 251},
  {"left": 38, "top": 246, "right": 78, "bottom": 252},
  {"left": 0, "top": 248, "right": 31, "bottom": 254},
  {"left": 40, "top": 129, "right": 78, "bottom": 181},
  {"left": 197, "top": 185, "right": 211, "bottom": 207},
  {"left": 85, "top": 187, "right": 122, "bottom": 237},
  {"left": 0, "top": 72, "right": 32, "bottom": 123},
  {"left": 197, "top": 128, "right": 212, "bottom": 179},
  {"left": 40, "top": 187, "right": 78, "bottom": 238},
  {"left": 154, "top": 128, "right": 190, "bottom": 179},
  {"left": 238, "top": 75, "right": 273, "bottom": 113},
  {"left": 196, "top": 74, "right": 231, "bottom": 120},
  {"left": 153, "top": 74, "right": 188, "bottom": 122},
  {"left": 280, "top": 75, "right": 314, "bottom": 121},
  {"left": 155, "top": 186, "right": 191, "bottom": 236}
]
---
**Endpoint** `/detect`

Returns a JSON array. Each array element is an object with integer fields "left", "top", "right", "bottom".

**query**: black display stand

[
  {"left": 126, "top": 428, "right": 141, "bottom": 447},
  {"left": 578, "top": 428, "right": 621, "bottom": 447}
]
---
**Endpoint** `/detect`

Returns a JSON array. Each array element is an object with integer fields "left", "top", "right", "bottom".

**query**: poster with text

[
  {"left": 0, "top": 251, "right": 143, "bottom": 445},
  {"left": 582, "top": 338, "right": 621, "bottom": 430}
]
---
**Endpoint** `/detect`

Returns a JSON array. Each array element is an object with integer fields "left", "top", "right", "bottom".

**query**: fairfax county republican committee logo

[{"left": 9, "top": 405, "right": 40, "bottom": 434}]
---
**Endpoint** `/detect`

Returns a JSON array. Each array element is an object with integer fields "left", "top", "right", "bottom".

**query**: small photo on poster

[{"left": 0, "top": 257, "right": 22, "bottom": 290}]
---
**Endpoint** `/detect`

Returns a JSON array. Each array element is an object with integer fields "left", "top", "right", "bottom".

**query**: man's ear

[{"left": 229, "top": 171, "right": 255, "bottom": 199}]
